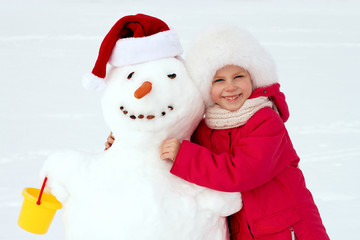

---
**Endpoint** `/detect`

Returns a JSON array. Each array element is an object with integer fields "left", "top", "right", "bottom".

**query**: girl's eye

[
  {"left": 235, "top": 75, "right": 244, "bottom": 79},
  {"left": 167, "top": 73, "right": 176, "bottom": 79},
  {"left": 213, "top": 79, "right": 224, "bottom": 83},
  {"left": 127, "top": 72, "right": 134, "bottom": 80}
]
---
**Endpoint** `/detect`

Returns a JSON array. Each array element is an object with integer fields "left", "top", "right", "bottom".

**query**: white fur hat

[{"left": 185, "top": 27, "right": 278, "bottom": 107}]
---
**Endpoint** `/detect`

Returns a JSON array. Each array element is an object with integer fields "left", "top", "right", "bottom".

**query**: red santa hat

[{"left": 83, "top": 14, "right": 183, "bottom": 91}]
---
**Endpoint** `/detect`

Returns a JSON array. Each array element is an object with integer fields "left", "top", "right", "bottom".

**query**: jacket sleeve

[{"left": 170, "top": 110, "right": 297, "bottom": 192}]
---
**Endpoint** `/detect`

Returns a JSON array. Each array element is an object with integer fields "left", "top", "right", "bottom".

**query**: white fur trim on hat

[
  {"left": 185, "top": 27, "right": 278, "bottom": 107},
  {"left": 109, "top": 29, "right": 183, "bottom": 67}
]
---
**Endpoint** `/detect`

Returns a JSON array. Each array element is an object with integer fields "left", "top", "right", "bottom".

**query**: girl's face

[{"left": 210, "top": 65, "right": 252, "bottom": 111}]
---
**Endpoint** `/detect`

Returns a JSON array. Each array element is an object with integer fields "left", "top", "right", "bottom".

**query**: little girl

[{"left": 160, "top": 27, "right": 330, "bottom": 240}]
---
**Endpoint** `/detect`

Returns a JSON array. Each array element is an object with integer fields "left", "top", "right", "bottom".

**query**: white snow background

[{"left": 1, "top": 0, "right": 359, "bottom": 239}]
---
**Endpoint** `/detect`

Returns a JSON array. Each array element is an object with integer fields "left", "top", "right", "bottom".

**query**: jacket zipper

[
  {"left": 228, "top": 132, "right": 232, "bottom": 151},
  {"left": 289, "top": 226, "right": 297, "bottom": 240},
  {"left": 210, "top": 130, "right": 214, "bottom": 150}
]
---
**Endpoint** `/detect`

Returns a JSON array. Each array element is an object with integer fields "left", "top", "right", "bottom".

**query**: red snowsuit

[{"left": 170, "top": 84, "right": 329, "bottom": 240}]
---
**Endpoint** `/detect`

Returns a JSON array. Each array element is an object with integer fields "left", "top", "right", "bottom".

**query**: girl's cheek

[{"left": 210, "top": 87, "right": 219, "bottom": 102}]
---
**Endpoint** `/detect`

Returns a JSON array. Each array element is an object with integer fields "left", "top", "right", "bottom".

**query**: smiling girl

[{"left": 160, "top": 27, "right": 329, "bottom": 240}]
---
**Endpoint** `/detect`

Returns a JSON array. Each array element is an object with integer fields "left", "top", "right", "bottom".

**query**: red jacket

[{"left": 171, "top": 84, "right": 329, "bottom": 240}]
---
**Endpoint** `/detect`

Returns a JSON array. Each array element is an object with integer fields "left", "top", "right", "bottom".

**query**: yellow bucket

[{"left": 18, "top": 187, "right": 62, "bottom": 234}]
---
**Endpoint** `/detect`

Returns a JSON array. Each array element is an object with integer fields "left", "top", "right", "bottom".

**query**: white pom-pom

[{"left": 82, "top": 73, "right": 106, "bottom": 91}]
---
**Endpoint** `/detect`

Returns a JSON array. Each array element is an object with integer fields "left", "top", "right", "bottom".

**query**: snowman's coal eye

[
  {"left": 167, "top": 73, "right": 176, "bottom": 79},
  {"left": 127, "top": 72, "right": 134, "bottom": 80}
]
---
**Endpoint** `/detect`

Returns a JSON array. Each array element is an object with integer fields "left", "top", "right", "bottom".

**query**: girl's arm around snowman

[{"left": 163, "top": 108, "right": 299, "bottom": 193}]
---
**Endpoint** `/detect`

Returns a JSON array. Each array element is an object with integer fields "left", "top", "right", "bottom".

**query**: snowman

[{"left": 41, "top": 14, "right": 242, "bottom": 240}]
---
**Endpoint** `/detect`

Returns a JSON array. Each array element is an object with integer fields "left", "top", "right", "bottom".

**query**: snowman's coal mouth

[{"left": 120, "top": 105, "right": 174, "bottom": 120}]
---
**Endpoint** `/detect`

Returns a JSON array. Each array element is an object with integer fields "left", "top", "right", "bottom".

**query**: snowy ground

[{"left": 1, "top": 0, "right": 359, "bottom": 239}]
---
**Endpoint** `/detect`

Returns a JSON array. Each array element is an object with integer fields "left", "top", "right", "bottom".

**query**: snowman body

[{"left": 42, "top": 58, "right": 242, "bottom": 240}]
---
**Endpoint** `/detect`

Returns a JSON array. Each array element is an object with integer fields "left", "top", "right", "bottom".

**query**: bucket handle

[{"left": 37, "top": 177, "right": 48, "bottom": 205}]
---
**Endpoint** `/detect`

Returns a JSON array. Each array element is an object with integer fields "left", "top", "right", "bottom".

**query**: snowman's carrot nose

[{"left": 134, "top": 81, "right": 152, "bottom": 99}]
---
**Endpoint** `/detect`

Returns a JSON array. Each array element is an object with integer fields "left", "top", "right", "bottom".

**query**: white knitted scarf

[{"left": 205, "top": 97, "right": 274, "bottom": 129}]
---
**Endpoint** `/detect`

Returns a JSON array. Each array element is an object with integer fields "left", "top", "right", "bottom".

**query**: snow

[{"left": 0, "top": 0, "right": 359, "bottom": 239}]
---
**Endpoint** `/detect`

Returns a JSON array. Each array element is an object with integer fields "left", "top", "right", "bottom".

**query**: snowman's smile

[{"left": 120, "top": 105, "right": 174, "bottom": 120}]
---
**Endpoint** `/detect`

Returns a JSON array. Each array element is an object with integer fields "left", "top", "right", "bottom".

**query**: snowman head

[
  {"left": 102, "top": 57, "right": 204, "bottom": 140},
  {"left": 83, "top": 14, "right": 205, "bottom": 141}
]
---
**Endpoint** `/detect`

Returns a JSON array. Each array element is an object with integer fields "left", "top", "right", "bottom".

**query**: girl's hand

[
  {"left": 104, "top": 132, "right": 115, "bottom": 150},
  {"left": 160, "top": 138, "right": 180, "bottom": 162}
]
